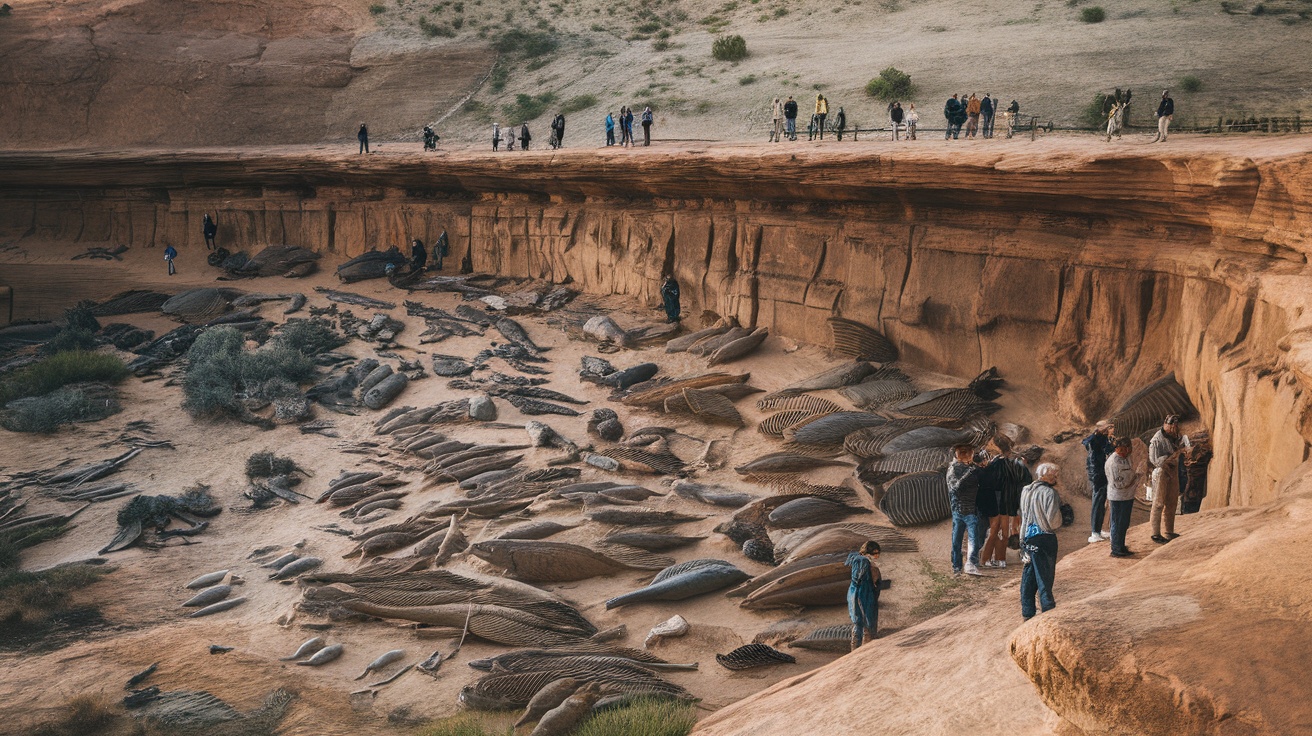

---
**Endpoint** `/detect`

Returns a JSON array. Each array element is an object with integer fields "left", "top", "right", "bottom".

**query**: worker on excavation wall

[
  {"left": 660, "top": 275, "right": 680, "bottom": 323},
  {"left": 163, "top": 244, "right": 178, "bottom": 276},
  {"left": 433, "top": 230, "right": 449, "bottom": 271},
  {"left": 410, "top": 239, "right": 427, "bottom": 273},
  {"left": 202, "top": 214, "right": 217, "bottom": 250}
]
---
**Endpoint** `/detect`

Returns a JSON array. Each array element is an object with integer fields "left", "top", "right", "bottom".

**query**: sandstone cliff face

[{"left": 1, "top": 141, "right": 1309, "bottom": 512}]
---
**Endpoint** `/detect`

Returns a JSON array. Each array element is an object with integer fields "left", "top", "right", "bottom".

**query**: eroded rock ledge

[{"left": 1, "top": 141, "right": 1309, "bottom": 511}]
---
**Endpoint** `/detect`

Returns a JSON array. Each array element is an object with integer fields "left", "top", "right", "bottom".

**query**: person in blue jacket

[{"left": 163, "top": 244, "right": 178, "bottom": 275}]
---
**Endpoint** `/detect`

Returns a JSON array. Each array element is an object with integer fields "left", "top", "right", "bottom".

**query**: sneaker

[
  {"left": 952, "top": 568, "right": 963, "bottom": 576},
  {"left": 1110, "top": 549, "right": 1134, "bottom": 558},
  {"left": 995, "top": 560, "right": 1006, "bottom": 568},
  {"left": 1088, "top": 534, "right": 1103, "bottom": 544},
  {"left": 1151, "top": 535, "right": 1168, "bottom": 544},
  {"left": 1100, "top": 531, "right": 1112, "bottom": 540},
  {"left": 1165, "top": 532, "right": 1180, "bottom": 540},
  {"left": 964, "top": 563, "right": 983, "bottom": 576}
]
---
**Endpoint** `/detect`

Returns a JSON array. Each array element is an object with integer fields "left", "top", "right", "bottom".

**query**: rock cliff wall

[{"left": 2, "top": 142, "right": 1309, "bottom": 509}]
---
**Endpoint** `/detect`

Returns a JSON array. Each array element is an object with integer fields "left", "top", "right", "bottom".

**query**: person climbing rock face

[{"left": 660, "top": 274, "right": 681, "bottom": 323}]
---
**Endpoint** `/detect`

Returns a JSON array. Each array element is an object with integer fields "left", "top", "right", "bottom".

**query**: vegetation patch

[
  {"left": 503, "top": 92, "right": 558, "bottom": 121},
  {"left": 370, "top": 3, "right": 386, "bottom": 13},
  {"left": 0, "top": 351, "right": 127, "bottom": 405},
  {"left": 575, "top": 697, "right": 698, "bottom": 736},
  {"left": 1, "top": 383, "right": 121, "bottom": 433},
  {"left": 181, "top": 326, "right": 315, "bottom": 426},
  {"left": 711, "top": 34, "right": 748, "bottom": 61},
  {"left": 1080, "top": 5, "right": 1105, "bottom": 21},
  {"left": 560, "top": 94, "right": 598, "bottom": 113},
  {"left": 418, "top": 713, "right": 514, "bottom": 736},
  {"left": 864, "top": 66, "right": 914, "bottom": 100},
  {"left": 1180, "top": 74, "right": 1203, "bottom": 93},
  {"left": 493, "top": 28, "right": 559, "bottom": 57},
  {"left": 0, "top": 527, "right": 111, "bottom": 651},
  {"left": 419, "top": 15, "right": 457, "bottom": 36}
]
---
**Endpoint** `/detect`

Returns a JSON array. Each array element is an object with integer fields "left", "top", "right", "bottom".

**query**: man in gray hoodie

[
  {"left": 1104, "top": 437, "right": 1139, "bottom": 558},
  {"left": 1019, "top": 463, "right": 1063, "bottom": 619}
]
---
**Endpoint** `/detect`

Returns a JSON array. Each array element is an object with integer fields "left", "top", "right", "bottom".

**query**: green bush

[
  {"left": 246, "top": 451, "right": 300, "bottom": 479},
  {"left": 1180, "top": 75, "right": 1203, "bottom": 93},
  {"left": 1080, "top": 6, "right": 1105, "bottom": 21},
  {"left": 711, "top": 34, "right": 748, "bottom": 61},
  {"left": 1, "top": 385, "right": 121, "bottom": 433},
  {"left": 273, "top": 319, "right": 345, "bottom": 356},
  {"left": 0, "top": 351, "right": 127, "bottom": 404},
  {"left": 864, "top": 66, "right": 914, "bottom": 100},
  {"left": 40, "top": 329, "right": 98, "bottom": 356},
  {"left": 418, "top": 714, "right": 513, "bottom": 736},
  {"left": 370, "top": 3, "right": 386, "bottom": 13},
  {"left": 494, "top": 28, "right": 558, "bottom": 57},
  {"left": 561, "top": 94, "right": 598, "bottom": 113},
  {"left": 738, "top": 74, "right": 757, "bottom": 85},
  {"left": 420, "top": 16, "right": 457, "bottom": 36},
  {"left": 503, "top": 92, "right": 558, "bottom": 122},
  {"left": 575, "top": 698, "right": 698, "bottom": 736},
  {"left": 1081, "top": 91, "right": 1110, "bottom": 127},
  {"left": 182, "top": 326, "right": 314, "bottom": 421}
]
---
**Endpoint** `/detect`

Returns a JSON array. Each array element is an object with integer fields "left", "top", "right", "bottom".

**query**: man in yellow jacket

[
  {"left": 815, "top": 94, "right": 829, "bottom": 140},
  {"left": 965, "top": 93, "right": 982, "bottom": 138}
]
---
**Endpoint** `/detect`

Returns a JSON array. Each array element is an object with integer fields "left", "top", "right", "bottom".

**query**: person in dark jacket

[
  {"left": 1082, "top": 421, "right": 1115, "bottom": 544},
  {"left": 423, "top": 126, "right": 439, "bottom": 151},
  {"left": 1006, "top": 99, "right": 1020, "bottom": 138},
  {"left": 357, "top": 123, "right": 369, "bottom": 154},
  {"left": 623, "top": 107, "right": 635, "bottom": 147},
  {"left": 550, "top": 114, "right": 566, "bottom": 149},
  {"left": 1154, "top": 89, "right": 1174, "bottom": 143},
  {"left": 783, "top": 96, "right": 799, "bottom": 141},
  {"left": 410, "top": 238, "right": 427, "bottom": 273},
  {"left": 660, "top": 274, "right": 681, "bottom": 322},
  {"left": 1180, "top": 435, "right": 1212, "bottom": 514},
  {"left": 519, "top": 123, "right": 531, "bottom": 150},
  {"left": 834, "top": 107, "right": 847, "bottom": 141},
  {"left": 944, "top": 95, "right": 963, "bottom": 139},
  {"left": 202, "top": 214, "right": 217, "bottom": 250},
  {"left": 980, "top": 94, "right": 995, "bottom": 138},
  {"left": 890, "top": 101, "right": 905, "bottom": 141},
  {"left": 163, "top": 244, "right": 178, "bottom": 275},
  {"left": 946, "top": 444, "right": 985, "bottom": 575},
  {"left": 433, "top": 229, "right": 449, "bottom": 271},
  {"left": 641, "top": 106, "right": 654, "bottom": 145}
]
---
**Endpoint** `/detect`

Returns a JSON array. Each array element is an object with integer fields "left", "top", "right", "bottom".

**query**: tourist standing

[
  {"left": 163, "top": 244, "right": 178, "bottom": 276},
  {"left": 660, "top": 274, "right": 681, "bottom": 323},
  {"left": 1082, "top": 420, "right": 1115, "bottom": 544},
  {"left": 618, "top": 107, "right": 630, "bottom": 146},
  {"left": 551, "top": 114, "right": 566, "bottom": 149},
  {"left": 977, "top": 447, "right": 1004, "bottom": 567},
  {"left": 357, "top": 123, "right": 369, "bottom": 154},
  {"left": 814, "top": 94, "right": 829, "bottom": 140},
  {"left": 946, "top": 444, "right": 985, "bottom": 576},
  {"left": 783, "top": 96, "right": 798, "bottom": 140},
  {"left": 605, "top": 112, "right": 616, "bottom": 146},
  {"left": 769, "top": 98, "right": 784, "bottom": 142},
  {"left": 1020, "top": 463, "right": 1063, "bottom": 619},
  {"left": 834, "top": 107, "right": 847, "bottom": 141},
  {"left": 202, "top": 214, "right": 217, "bottom": 250},
  {"left": 965, "top": 93, "right": 981, "bottom": 137},
  {"left": 624, "top": 107, "right": 636, "bottom": 146},
  {"left": 410, "top": 238, "right": 427, "bottom": 273},
  {"left": 492, "top": 122, "right": 501, "bottom": 151},
  {"left": 1154, "top": 89, "right": 1174, "bottom": 142},
  {"left": 944, "top": 95, "right": 962, "bottom": 139},
  {"left": 505, "top": 123, "right": 515, "bottom": 151},
  {"left": 519, "top": 122, "right": 531, "bottom": 150},
  {"left": 641, "top": 106, "right": 653, "bottom": 146},
  {"left": 906, "top": 103, "right": 919, "bottom": 140},
  {"left": 1105, "top": 437, "right": 1138, "bottom": 558},
  {"left": 890, "top": 102, "right": 905, "bottom": 141},
  {"left": 846, "top": 541, "right": 881, "bottom": 649},
  {"left": 1006, "top": 99, "right": 1020, "bottom": 138},
  {"left": 981, "top": 94, "right": 995, "bottom": 138},
  {"left": 1149, "top": 415, "right": 1188, "bottom": 543},
  {"left": 1180, "top": 434, "right": 1212, "bottom": 514}
]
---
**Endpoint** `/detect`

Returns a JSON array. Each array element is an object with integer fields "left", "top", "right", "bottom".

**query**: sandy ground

[{"left": 0, "top": 237, "right": 1136, "bottom": 733}]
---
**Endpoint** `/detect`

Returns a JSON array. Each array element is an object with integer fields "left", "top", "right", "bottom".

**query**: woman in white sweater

[{"left": 1019, "top": 463, "right": 1064, "bottom": 620}]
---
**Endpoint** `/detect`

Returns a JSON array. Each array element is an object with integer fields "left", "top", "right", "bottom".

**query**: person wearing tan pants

[{"left": 1149, "top": 414, "right": 1188, "bottom": 543}]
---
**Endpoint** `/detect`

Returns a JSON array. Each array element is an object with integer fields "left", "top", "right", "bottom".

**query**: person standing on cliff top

[
  {"left": 604, "top": 112, "right": 616, "bottom": 147},
  {"left": 814, "top": 94, "right": 829, "bottom": 140},
  {"left": 1020, "top": 463, "right": 1063, "bottom": 619},
  {"left": 980, "top": 94, "right": 995, "bottom": 138},
  {"left": 1082, "top": 420, "right": 1115, "bottom": 544},
  {"left": 964, "top": 93, "right": 982, "bottom": 138},
  {"left": 834, "top": 107, "right": 847, "bottom": 141},
  {"left": 1105, "top": 437, "right": 1139, "bottom": 558},
  {"left": 846, "top": 540, "right": 881, "bottom": 650},
  {"left": 493, "top": 122, "right": 501, "bottom": 152},
  {"left": 660, "top": 275, "right": 680, "bottom": 323},
  {"left": 769, "top": 98, "right": 784, "bottom": 142},
  {"left": 1153, "top": 89, "right": 1174, "bottom": 143},
  {"left": 783, "top": 96, "right": 798, "bottom": 141},
  {"left": 641, "top": 106, "right": 653, "bottom": 146},
  {"left": 1149, "top": 414, "right": 1189, "bottom": 544},
  {"left": 890, "top": 102, "right": 904, "bottom": 141},
  {"left": 519, "top": 123, "right": 531, "bottom": 150},
  {"left": 906, "top": 103, "right": 919, "bottom": 140},
  {"left": 944, "top": 95, "right": 962, "bottom": 140},
  {"left": 202, "top": 214, "right": 217, "bottom": 251},
  {"left": 163, "top": 244, "right": 178, "bottom": 276},
  {"left": 946, "top": 444, "right": 986, "bottom": 576},
  {"left": 357, "top": 123, "right": 369, "bottom": 154},
  {"left": 1005, "top": 99, "right": 1020, "bottom": 138}
]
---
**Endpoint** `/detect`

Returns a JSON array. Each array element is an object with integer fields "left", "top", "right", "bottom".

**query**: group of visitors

[
  {"left": 605, "top": 107, "right": 655, "bottom": 147},
  {"left": 407, "top": 230, "right": 449, "bottom": 274},
  {"left": 765, "top": 92, "right": 1022, "bottom": 142},
  {"left": 491, "top": 122, "right": 533, "bottom": 151},
  {"left": 942, "top": 93, "right": 1016, "bottom": 139}
]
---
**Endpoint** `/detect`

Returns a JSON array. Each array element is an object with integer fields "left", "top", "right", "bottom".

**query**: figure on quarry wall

[
  {"left": 163, "top": 244, "right": 177, "bottom": 275},
  {"left": 1180, "top": 434, "right": 1212, "bottom": 514},
  {"left": 769, "top": 97, "right": 783, "bottom": 142},
  {"left": 946, "top": 444, "right": 986, "bottom": 576},
  {"left": 493, "top": 122, "right": 501, "bottom": 152},
  {"left": 1020, "top": 463, "right": 1063, "bottom": 619},
  {"left": 357, "top": 123, "right": 369, "bottom": 154},
  {"left": 434, "top": 229, "right": 449, "bottom": 271},
  {"left": 1153, "top": 89, "right": 1174, "bottom": 143},
  {"left": 202, "top": 214, "right": 217, "bottom": 250},
  {"left": 1082, "top": 420, "right": 1115, "bottom": 544},
  {"left": 783, "top": 96, "right": 798, "bottom": 140},
  {"left": 980, "top": 93, "right": 995, "bottom": 138},
  {"left": 846, "top": 541, "right": 881, "bottom": 650},
  {"left": 1105, "top": 437, "right": 1139, "bottom": 558},
  {"left": 641, "top": 106, "right": 653, "bottom": 146},
  {"left": 410, "top": 238, "right": 427, "bottom": 273},
  {"left": 1149, "top": 415, "right": 1189, "bottom": 544},
  {"left": 661, "top": 274, "right": 681, "bottom": 323}
]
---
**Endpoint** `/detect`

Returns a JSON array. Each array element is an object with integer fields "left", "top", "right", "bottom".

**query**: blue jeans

[
  {"left": 1020, "top": 533, "right": 1058, "bottom": 618},
  {"left": 1090, "top": 476, "right": 1108, "bottom": 534},
  {"left": 950, "top": 510, "right": 983, "bottom": 571},
  {"left": 1109, "top": 499, "right": 1134, "bottom": 553},
  {"left": 785, "top": 118, "right": 796, "bottom": 139}
]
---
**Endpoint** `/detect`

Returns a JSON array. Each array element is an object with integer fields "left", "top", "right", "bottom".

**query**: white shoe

[
  {"left": 1100, "top": 531, "right": 1112, "bottom": 540},
  {"left": 996, "top": 560, "right": 1006, "bottom": 568},
  {"left": 964, "top": 563, "right": 983, "bottom": 576},
  {"left": 1088, "top": 534, "right": 1103, "bottom": 544}
]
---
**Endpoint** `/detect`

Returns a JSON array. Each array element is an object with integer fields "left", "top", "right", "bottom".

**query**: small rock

[
  {"left": 469, "top": 394, "right": 497, "bottom": 421},
  {"left": 583, "top": 453, "right": 621, "bottom": 471},
  {"left": 526, "top": 420, "right": 559, "bottom": 447}
]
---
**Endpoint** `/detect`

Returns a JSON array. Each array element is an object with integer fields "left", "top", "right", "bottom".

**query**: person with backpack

[
  {"left": 964, "top": 93, "right": 981, "bottom": 138},
  {"left": 550, "top": 114, "right": 566, "bottom": 148},
  {"left": 846, "top": 540, "right": 882, "bottom": 649},
  {"left": 783, "top": 96, "right": 798, "bottom": 141},
  {"left": 944, "top": 95, "right": 963, "bottom": 140},
  {"left": 163, "top": 244, "right": 178, "bottom": 275},
  {"left": 834, "top": 107, "right": 847, "bottom": 141},
  {"left": 980, "top": 94, "right": 995, "bottom": 138},
  {"left": 905, "top": 103, "right": 920, "bottom": 140},
  {"left": 1082, "top": 420, "right": 1115, "bottom": 544},
  {"left": 202, "top": 214, "right": 217, "bottom": 250},
  {"left": 623, "top": 107, "right": 636, "bottom": 147},
  {"left": 422, "top": 126, "right": 439, "bottom": 151},
  {"left": 641, "top": 106, "right": 653, "bottom": 145},
  {"left": 1020, "top": 463, "right": 1064, "bottom": 619}
]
